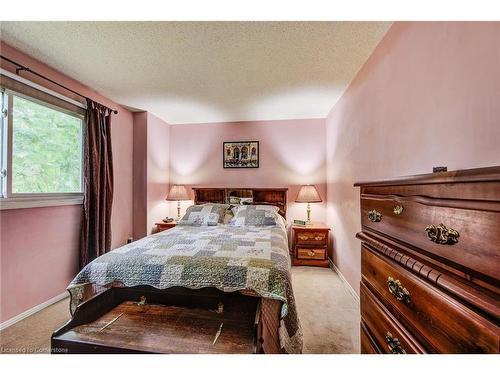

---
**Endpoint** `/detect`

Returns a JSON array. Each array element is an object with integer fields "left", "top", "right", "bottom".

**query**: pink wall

[
  {"left": 132, "top": 112, "right": 148, "bottom": 239},
  {"left": 132, "top": 112, "right": 170, "bottom": 238},
  {"left": 169, "top": 119, "right": 326, "bottom": 225},
  {"left": 0, "top": 206, "right": 81, "bottom": 321},
  {"left": 146, "top": 113, "right": 170, "bottom": 233},
  {"left": 0, "top": 42, "right": 134, "bottom": 323},
  {"left": 326, "top": 22, "right": 500, "bottom": 295}
]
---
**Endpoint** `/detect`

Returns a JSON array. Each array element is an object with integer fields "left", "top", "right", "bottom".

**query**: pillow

[
  {"left": 231, "top": 204, "right": 278, "bottom": 215},
  {"left": 222, "top": 209, "right": 235, "bottom": 224},
  {"left": 228, "top": 205, "right": 281, "bottom": 226},
  {"left": 228, "top": 196, "right": 241, "bottom": 205},
  {"left": 227, "top": 196, "right": 253, "bottom": 206},
  {"left": 178, "top": 204, "right": 229, "bottom": 226},
  {"left": 239, "top": 197, "right": 254, "bottom": 205},
  {"left": 201, "top": 203, "right": 230, "bottom": 210}
]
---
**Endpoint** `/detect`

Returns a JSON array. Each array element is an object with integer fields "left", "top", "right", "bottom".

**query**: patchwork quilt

[{"left": 68, "top": 224, "right": 303, "bottom": 353}]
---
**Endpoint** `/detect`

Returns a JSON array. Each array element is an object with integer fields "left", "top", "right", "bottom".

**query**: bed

[{"left": 59, "top": 188, "right": 302, "bottom": 354}]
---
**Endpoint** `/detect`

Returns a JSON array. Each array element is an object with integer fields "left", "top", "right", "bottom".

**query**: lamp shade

[
  {"left": 166, "top": 185, "right": 189, "bottom": 201},
  {"left": 295, "top": 185, "right": 322, "bottom": 203}
]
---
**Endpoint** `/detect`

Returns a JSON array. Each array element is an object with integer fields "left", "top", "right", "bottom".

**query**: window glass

[{"left": 11, "top": 95, "right": 83, "bottom": 194}]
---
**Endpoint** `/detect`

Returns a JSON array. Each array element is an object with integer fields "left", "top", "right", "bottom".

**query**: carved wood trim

[
  {"left": 360, "top": 232, "right": 443, "bottom": 286},
  {"left": 357, "top": 231, "right": 500, "bottom": 322},
  {"left": 360, "top": 226, "right": 500, "bottom": 291}
]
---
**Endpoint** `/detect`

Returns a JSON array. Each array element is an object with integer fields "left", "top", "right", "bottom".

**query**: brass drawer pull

[
  {"left": 385, "top": 332, "right": 406, "bottom": 354},
  {"left": 425, "top": 223, "right": 459, "bottom": 245},
  {"left": 298, "top": 234, "right": 325, "bottom": 241},
  {"left": 368, "top": 210, "right": 382, "bottom": 222},
  {"left": 307, "top": 250, "right": 316, "bottom": 257},
  {"left": 387, "top": 277, "right": 411, "bottom": 304},
  {"left": 393, "top": 205, "right": 404, "bottom": 215}
]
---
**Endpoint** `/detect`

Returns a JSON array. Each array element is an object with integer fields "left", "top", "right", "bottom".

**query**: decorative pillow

[
  {"left": 201, "top": 203, "right": 230, "bottom": 210},
  {"left": 222, "top": 209, "right": 235, "bottom": 224},
  {"left": 239, "top": 197, "right": 254, "bottom": 205},
  {"left": 178, "top": 204, "right": 229, "bottom": 226},
  {"left": 228, "top": 196, "right": 241, "bottom": 205},
  {"left": 228, "top": 196, "right": 253, "bottom": 207},
  {"left": 231, "top": 204, "right": 278, "bottom": 215},
  {"left": 228, "top": 205, "right": 281, "bottom": 226}
]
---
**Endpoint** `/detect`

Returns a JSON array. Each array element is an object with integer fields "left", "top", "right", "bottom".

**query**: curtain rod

[{"left": 0, "top": 55, "right": 118, "bottom": 114}]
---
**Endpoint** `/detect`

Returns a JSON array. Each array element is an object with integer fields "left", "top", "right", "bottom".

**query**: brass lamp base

[
  {"left": 176, "top": 200, "right": 181, "bottom": 221},
  {"left": 306, "top": 202, "right": 311, "bottom": 224}
]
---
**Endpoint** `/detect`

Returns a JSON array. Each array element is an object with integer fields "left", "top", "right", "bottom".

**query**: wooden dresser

[{"left": 355, "top": 166, "right": 500, "bottom": 354}]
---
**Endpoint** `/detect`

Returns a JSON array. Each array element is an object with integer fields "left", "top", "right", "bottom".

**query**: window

[{"left": 1, "top": 87, "right": 84, "bottom": 208}]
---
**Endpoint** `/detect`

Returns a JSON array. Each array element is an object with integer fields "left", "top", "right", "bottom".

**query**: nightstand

[
  {"left": 291, "top": 222, "right": 330, "bottom": 267},
  {"left": 155, "top": 221, "right": 177, "bottom": 233}
]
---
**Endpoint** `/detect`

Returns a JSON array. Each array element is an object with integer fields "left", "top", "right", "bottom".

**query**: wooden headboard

[{"left": 192, "top": 188, "right": 288, "bottom": 218}]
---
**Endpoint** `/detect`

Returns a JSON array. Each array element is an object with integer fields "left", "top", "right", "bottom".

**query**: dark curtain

[{"left": 79, "top": 99, "right": 114, "bottom": 269}]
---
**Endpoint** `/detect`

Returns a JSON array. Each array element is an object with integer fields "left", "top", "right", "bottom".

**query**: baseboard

[
  {"left": 329, "top": 259, "right": 360, "bottom": 304},
  {"left": 0, "top": 291, "right": 69, "bottom": 331}
]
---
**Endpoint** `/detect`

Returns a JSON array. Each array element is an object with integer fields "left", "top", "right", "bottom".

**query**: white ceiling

[{"left": 0, "top": 22, "right": 391, "bottom": 124}]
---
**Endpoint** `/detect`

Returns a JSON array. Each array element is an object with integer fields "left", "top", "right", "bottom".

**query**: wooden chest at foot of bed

[{"left": 51, "top": 286, "right": 261, "bottom": 354}]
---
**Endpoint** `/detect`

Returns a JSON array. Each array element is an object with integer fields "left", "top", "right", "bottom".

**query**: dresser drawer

[
  {"left": 294, "top": 230, "right": 328, "bottom": 246},
  {"left": 296, "top": 247, "right": 326, "bottom": 260},
  {"left": 362, "top": 245, "right": 500, "bottom": 353},
  {"left": 360, "top": 322, "right": 380, "bottom": 354},
  {"left": 361, "top": 195, "right": 500, "bottom": 281},
  {"left": 361, "top": 284, "right": 424, "bottom": 354}
]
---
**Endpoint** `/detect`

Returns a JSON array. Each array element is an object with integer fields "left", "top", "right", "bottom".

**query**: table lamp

[
  {"left": 295, "top": 185, "right": 322, "bottom": 224},
  {"left": 166, "top": 185, "right": 190, "bottom": 221}
]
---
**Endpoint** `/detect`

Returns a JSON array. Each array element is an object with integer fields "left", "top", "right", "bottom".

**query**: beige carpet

[
  {"left": 291, "top": 266, "right": 360, "bottom": 353},
  {"left": 0, "top": 267, "right": 359, "bottom": 354},
  {"left": 0, "top": 297, "right": 70, "bottom": 354}
]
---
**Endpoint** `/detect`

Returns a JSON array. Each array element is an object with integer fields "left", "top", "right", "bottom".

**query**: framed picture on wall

[{"left": 223, "top": 141, "right": 259, "bottom": 168}]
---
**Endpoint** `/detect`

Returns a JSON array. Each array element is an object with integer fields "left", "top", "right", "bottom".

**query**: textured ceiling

[{"left": 0, "top": 22, "right": 391, "bottom": 124}]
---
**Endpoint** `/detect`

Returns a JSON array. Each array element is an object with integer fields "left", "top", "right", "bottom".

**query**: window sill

[{"left": 0, "top": 195, "right": 84, "bottom": 210}]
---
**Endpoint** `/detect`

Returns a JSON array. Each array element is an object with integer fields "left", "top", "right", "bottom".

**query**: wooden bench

[{"left": 51, "top": 286, "right": 261, "bottom": 354}]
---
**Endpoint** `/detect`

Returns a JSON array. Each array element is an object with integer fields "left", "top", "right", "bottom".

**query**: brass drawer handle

[
  {"left": 368, "top": 210, "right": 382, "bottom": 222},
  {"left": 385, "top": 332, "right": 406, "bottom": 354},
  {"left": 393, "top": 205, "right": 404, "bottom": 215},
  {"left": 387, "top": 277, "right": 411, "bottom": 304},
  {"left": 307, "top": 250, "right": 316, "bottom": 257},
  {"left": 425, "top": 223, "right": 459, "bottom": 245},
  {"left": 298, "top": 234, "right": 325, "bottom": 241}
]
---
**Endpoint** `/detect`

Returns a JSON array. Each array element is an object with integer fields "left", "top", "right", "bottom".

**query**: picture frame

[{"left": 223, "top": 141, "right": 259, "bottom": 168}]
